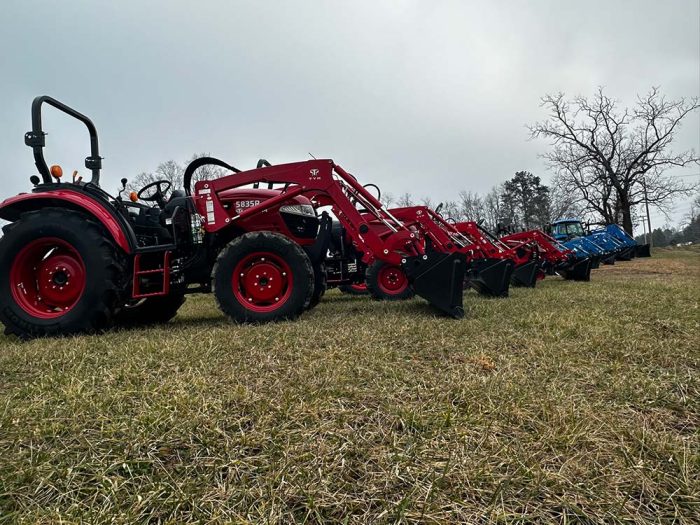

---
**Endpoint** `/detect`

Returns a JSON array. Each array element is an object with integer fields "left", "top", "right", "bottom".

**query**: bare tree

[
  {"left": 128, "top": 153, "right": 229, "bottom": 194},
  {"left": 682, "top": 192, "right": 700, "bottom": 229},
  {"left": 482, "top": 187, "right": 503, "bottom": 232},
  {"left": 396, "top": 192, "right": 414, "bottom": 207},
  {"left": 128, "top": 159, "right": 183, "bottom": 193},
  {"left": 549, "top": 173, "right": 584, "bottom": 221},
  {"left": 440, "top": 200, "right": 460, "bottom": 221},
  {"left": 530, "top": 87, "right": 699, "bottom": 233},
  {"left": 457, "top": 190, "right": 485, "bottom": 222},
  {"left": 380, "top": 192, "right": 395, "bottom": 208},
  {"left": 420, "top": 196, "right": 434, "bottom": 208}
]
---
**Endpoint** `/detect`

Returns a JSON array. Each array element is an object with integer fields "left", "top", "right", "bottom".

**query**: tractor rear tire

[
  {"left": 213, "top": 232, "right": 314, "bottom": 323},
  {"left": 116, "top": 293, "right": 186, "bottom": 326},
  {"left": 0, "top": 209, "right": 125, "bottom": 339},
  {"left": 307, "top": 262, "right": 327, "bottom": 310},
  {"left": 365, "top": 260, "right": 415, "bottom": 301}
]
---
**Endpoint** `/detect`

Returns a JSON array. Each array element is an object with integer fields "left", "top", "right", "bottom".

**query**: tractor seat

[{"left": 169, "top": 189, "right": 186, "bottom": 200}]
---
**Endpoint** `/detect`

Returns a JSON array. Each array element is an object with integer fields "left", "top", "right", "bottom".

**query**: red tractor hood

[{"left": 218, "top": 187, "right": 313, "bottom": 207}]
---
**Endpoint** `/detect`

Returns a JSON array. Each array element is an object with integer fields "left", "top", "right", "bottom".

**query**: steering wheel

[{"left": 137, "top": 180, "right": 171, "bottom": 207}]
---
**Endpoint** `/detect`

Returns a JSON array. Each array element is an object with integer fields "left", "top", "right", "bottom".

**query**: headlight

[{"left": 280, "top": 204, "right": 316, "bottom": 217}]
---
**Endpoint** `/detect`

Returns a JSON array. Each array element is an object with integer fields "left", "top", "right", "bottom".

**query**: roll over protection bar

[
  {"left": 184, "top": 156, "right": 241, "bottom": 196},
  {"left": 25, "top": 96, "right": 103, "bottom": 186}
]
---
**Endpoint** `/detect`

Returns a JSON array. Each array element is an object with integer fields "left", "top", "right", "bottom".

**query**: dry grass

[{"left": 0, "top": 248, "right": 698, "bottom": 524}]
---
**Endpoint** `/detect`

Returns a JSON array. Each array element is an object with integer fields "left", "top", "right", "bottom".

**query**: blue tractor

[
  {"left": 549, "top": 218, "right": 651, "bottom": 263},
  {"left": 598, "top": 223, "right": 651, "bottom": 258}
]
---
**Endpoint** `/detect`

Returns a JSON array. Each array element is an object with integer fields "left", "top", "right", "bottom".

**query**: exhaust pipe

[
  {"left": 402, "top": 252, "right": 466, "bottom": 319},
  {"left": 466, "top": 258, "right": 514, "bottom": 297}
]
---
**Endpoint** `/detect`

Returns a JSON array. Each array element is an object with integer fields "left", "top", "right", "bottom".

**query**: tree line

[
  {"left": 121, "top": 87, "right": 700, "bottom": 237},
  {"left": 381, "top": 170, "right": 579, "bottom": 232}
]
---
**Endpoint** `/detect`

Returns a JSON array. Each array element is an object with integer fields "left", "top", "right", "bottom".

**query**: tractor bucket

[
  {"left": 635, "top": 243, "right": 651, "bottom": 257},
  {"left": 467, "top": 258, "right": 514, "bottom": 297},
  {"left": 616, "top": 247, "right": 634, "bottom": 261},
  {"left": 560, "top": 257, "right": 592, "bottom": 281},
  {"left": 402, "top": 252, "right": 466, "bottom": 319},
  {"left": 510, "top": 260, "right": 538, "bottom": 288}
]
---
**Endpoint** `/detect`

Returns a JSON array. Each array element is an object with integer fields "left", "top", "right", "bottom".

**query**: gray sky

[{"left": 1, "top": 0, "right": 698, "bottom": 230}]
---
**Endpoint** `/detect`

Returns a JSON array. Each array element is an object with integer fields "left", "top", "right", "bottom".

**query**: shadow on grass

[{"left": 113, "top": 314, "right": 230, "bottom": 334}]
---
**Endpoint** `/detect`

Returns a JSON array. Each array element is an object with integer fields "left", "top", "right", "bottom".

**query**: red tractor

[{"left": 0, "top": 96, "right": 467, "bottom": 338}]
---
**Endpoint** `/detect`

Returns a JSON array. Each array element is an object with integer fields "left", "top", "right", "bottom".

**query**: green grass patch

[{"left": 1, "top": 249, "right": 698, "bottom": 523}]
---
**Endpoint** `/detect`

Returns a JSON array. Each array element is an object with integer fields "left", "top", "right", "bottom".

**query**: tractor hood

[{"left": 218, "top": 187, "right": 315, "bottom": 215}]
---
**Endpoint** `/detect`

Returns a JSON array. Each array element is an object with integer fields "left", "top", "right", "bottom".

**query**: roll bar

[
  {"left": 24, "top": 96, "right": 103, "bottom": 186},
  {"left": 183, "top": 156, "right": 241, "bottom": 196}
]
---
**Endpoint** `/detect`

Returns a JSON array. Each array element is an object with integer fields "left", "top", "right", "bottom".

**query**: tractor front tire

[
  {"left": 213, "top": 232, "right": 314, "bottom": 323},
  {"left": 365, "top": 260, "right": 415, "bottom": 301},
  {"left": 0, "top": 209, "right": 125, "bottom": 339}
]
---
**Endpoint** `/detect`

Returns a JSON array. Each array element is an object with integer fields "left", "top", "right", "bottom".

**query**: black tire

[
  {"left": 115, "top": 293, "right": 186, "bottom": 326},
  {"left": 338, "top": 283, "right": 370, "bottom": 296},
  {"left": 365, "top": 260, "right": 415, "bottom": 301},
  {"left": 0, "top": 209, "right": 125, "bottom": 339},
  {"left": 307, "top": 262, "right": 327, "bottom": 310},
  {"left": 212, "top": 231, "right": 314, "bottom": 323}
]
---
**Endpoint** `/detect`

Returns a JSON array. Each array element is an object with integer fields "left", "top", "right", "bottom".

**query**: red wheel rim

[
  {"left": 232, "top": 252, "right": 293, "bottom": 312},
  {"left": 350, "top": 283, "right": 367, "bottom": 292},
  {"left": 377, "top": 264, "right": 408, "bottom": 295},
  {"left": 9, "top": 237, "right": 86, "bottom": 319}
]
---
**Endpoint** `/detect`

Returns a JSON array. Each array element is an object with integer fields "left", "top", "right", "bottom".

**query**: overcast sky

[{"left": 1, "top": 0, "right": 698, "bottom": 230}]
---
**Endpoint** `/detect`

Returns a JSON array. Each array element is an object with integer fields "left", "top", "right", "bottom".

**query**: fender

[{"left": 0, "top": 189, "right": 133, "bottom": 253}]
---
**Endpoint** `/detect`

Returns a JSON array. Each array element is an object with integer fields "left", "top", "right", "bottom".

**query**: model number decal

[{"left": 235, "top": 199, "right": 261, "bottom": 214}]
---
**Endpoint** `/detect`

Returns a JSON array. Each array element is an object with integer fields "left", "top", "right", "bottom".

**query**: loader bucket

[
  {"left": 510, "top": 260, "right": 538, "bottom": 288},
  {"left": 635, "top": 243, "right": 651, "bottom": 257},
  {"left": 560, "top": 257, "right": 592, "bottom": 281},
  {"left": 467, "top": 258, "right": 514, "bottom": 297},
  {"left": 616, "top": 247, "right": 634, "bottom": 261},
  {"left": 402, "top": 252, "right": 466, "bottom": 319}
]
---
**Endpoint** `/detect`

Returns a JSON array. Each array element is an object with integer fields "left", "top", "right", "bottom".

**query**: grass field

[{"left": 0, "top": 249, "right": 698, "bottom": 524}]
